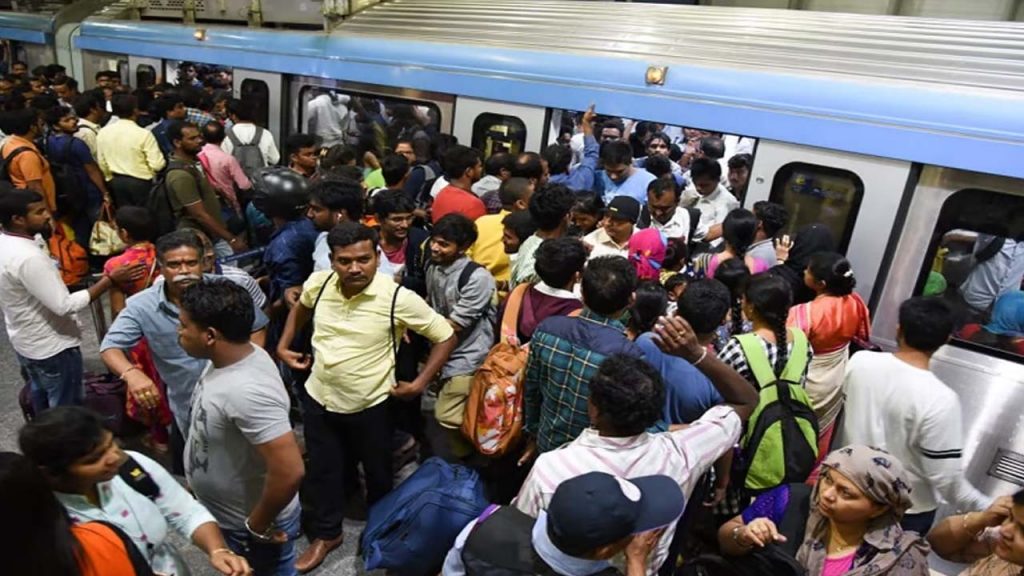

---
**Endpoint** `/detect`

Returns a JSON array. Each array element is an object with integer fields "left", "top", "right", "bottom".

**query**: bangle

[
  {"left": 692, "top": 348, "right": 708, "bottom": 367},
  {"left": 209, "top": 548, "right": 235, "bottom": 557},
  {"left": 962, "top": 512, "right": 982, "bottom": 536},
  {"left": 119, "top": 365, "right": 139, "bottom": 380},
  {"left": 245, "top": 517, "right": 273, "bottom": 542}
]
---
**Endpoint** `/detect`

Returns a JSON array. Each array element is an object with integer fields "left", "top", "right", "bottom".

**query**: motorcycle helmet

[{"left": 250, "top": 166, "right": 309, "bottom": 220}]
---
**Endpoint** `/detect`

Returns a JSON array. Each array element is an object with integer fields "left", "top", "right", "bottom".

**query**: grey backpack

[{"left": 226, "top": 125, "right": 268, "bottom": 175}]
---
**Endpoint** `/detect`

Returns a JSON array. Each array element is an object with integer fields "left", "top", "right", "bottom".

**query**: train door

[
  {"left": 744, "top": 141, "right": 912, "bottom": 305},
  {"left": 453, "top": 97, "right": 546, "bottom": 159},
  {"left": 128, "top": 56, "right": 161, "bottom": 90},
  {"left": 233, "top": 69, "right": 284, "bottom": 146}
]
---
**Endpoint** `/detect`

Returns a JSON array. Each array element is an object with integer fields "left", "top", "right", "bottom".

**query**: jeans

[
  {"left": 302, "top": 395, "right": 394, "bottom": 540},
  {"left": 17, "top": 347, "right": 83, "bottom": 413},
  {"left": 223, "top": 504, "right": 302, "bottom": 576}
]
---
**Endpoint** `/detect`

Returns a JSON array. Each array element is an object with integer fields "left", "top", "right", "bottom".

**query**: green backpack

[{"left": 736, "top": 328, "right": 819, "bottom": 492}]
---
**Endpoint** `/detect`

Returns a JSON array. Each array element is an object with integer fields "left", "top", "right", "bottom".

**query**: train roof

[{"left": 78, "top": 0, "right": 1024, "bottom": 179}]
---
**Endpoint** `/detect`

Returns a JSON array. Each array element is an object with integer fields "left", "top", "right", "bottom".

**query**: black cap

[
  {"left": 546, "top": 472, "right": 684, "bottom": 554},
  {"left": 606, "top": 196, "right": 641, "bottom": 223}
]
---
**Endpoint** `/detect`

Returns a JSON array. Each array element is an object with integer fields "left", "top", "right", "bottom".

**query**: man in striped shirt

[{"left": 515, "top": 316, "right": 759, "bottom": 575}]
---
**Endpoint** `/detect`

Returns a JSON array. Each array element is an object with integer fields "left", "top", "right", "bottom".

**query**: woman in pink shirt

[{"left": 717, "top": 445, "right": 930, "bottom": 576}]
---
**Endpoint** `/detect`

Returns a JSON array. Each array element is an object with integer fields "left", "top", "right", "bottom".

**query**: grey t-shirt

[{"left": 184, "top": 345, "right": 299, "bottom": 530}]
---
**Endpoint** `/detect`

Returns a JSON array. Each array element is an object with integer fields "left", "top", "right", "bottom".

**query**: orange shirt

[
  {"left": 432, "top": 184, "right": 486, "bottom": 223},
  {"left": 1, "top": 135, "right": 56, "bottom": 211},
  {"left": 72, "top": 522, "right": 140, "bottom": 576}
]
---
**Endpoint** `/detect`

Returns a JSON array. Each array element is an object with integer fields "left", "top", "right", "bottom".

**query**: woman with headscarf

[
  {"left": 718, "top": 445, "right": 931, "bottom": 576},
  {"left": 958, "top": 291, "right": 1024, "bottom": 355},
  {"left": 772, "top": 224, "right": 837, "bottom": 305},
  {"left": 628, "top": 227, "right": 667, "bottom": 281},
  {"left": 927, "top": 491, "right": 1024, "bottom": 575}
]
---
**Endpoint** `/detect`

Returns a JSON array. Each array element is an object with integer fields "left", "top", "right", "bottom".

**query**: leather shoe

[{"left": 296, "top": 534, "right": 344, "bottom": 573}]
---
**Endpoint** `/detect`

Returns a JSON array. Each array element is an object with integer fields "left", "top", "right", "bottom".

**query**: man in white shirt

[
  {"left": 681, "top": 158, "right": 739, "bottom": 243},
  {"left": 306, "top": 91, "right": 351, "bottom": 148},
  {"left": 643, "top": 177, "right": 706, "bottom": 243},
  {"left": 223, "top": 99, "right": 280, "bottom": 167},
  {"left": 0, "top": 188, "right": 142, "bottom": 411},
  {"left": 515, "top": 333, "right": 758, "bottom": 575},
  {"left": 837, "top": 296, "right": 993, "bottom": 534},
  {"left": 583, "top": 196, "right": 639, "bottom": 260}
]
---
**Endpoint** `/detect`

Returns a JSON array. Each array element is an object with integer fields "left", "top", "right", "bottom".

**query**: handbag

[{"left": 89, "top": 201, "right": 126, "bottom": 256}]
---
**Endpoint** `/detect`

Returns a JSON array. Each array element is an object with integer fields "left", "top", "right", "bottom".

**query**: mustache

[{"left": 173, "top": 274, "right": 202, "bottom": 284}]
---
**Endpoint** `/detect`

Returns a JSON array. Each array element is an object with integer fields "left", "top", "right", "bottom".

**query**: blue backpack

[{"left": 361, "top": 457, "right": 489, "bottom": 575}]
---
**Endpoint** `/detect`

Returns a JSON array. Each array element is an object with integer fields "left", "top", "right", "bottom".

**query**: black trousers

[
  {"left": 302, "top": 394, "right": 394, "bottom": 540},
  {"left": 110, "top": 174, "right": 153, "bottom": 208}
]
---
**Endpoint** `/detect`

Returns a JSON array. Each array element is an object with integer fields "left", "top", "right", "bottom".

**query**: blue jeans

[
  {"left": 17, "top": 347, "right": 83, "bottom": 412},
  {"left": 223, "top": 505, "right": 301, "bottom": 576}
]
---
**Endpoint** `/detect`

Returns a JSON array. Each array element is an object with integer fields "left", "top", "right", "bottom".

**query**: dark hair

[
  {"left": 588, "top": 354, "right": 665, "bottom": 436},
  {"left": 485, "top": 152, "right": 514, "bottom": 177},
  {"left": 690, "top": 157, "right": 722, "bottom": 183},
  {"left": 645, "top": 132, "right": 671, "bottom": 149},
  {"left": 327, "top": 220, "right": 378, "bottom": 252},
  {"left": 542, "top": 143, "right": 572, "bottom": 175},
  {"left": 323, "top": 165, "right": 364, "bottom": 183},
  {"left": 898, "top": 297, "right": 953, "bottom": 353},
  {"left": 72, "top": 92, "right": 103, "bottom": 118},
  {"left": 728, "top": 153, "right": 753, "bottom": 171},
  {"left": 1, "top": 451, "right": 84, "bottom": 576},
  {"left": 319, "top": 143, "right": 355, "bottom": 170},
  {"left": 717, "top": 257, "right": 751, "bottom": 337},
  {"left": 166, "top": 120, "right": 198, "bottom": 147},
  {"left": 310, "top": 178, "right": 364, "bottom": 220},
  {"left": 598, "top": 119, "right": 624, "bottom": 137},
  {"left": 94, "top": 70, "right": 118, "bottom": 81},
  {"left": 600, "top": 140, "right": 633, "bottom": 167},
  {"left": 512, "top": 152, "right": 544, "bottom": 181},
  {"left": 0, "top": 107, "right": 38, "bottom": 135},
  {"left": 662, "top": 237, "right": 688, "bottom": 272},
  {"left": 647, "top": 176, "right": 679, "bottom": 202},
  {"left": 528, "top": 183, "right": 575, "bottom": 231},
  {"left": 644, "top": 154, "right": 673, "bottom": 179},
  {"left": 572, "top": 191, "right": 604, "bottom": 217},
  {"left": 43, "top": 104, "right": 73, "bottom": 127},
  {"left": 0, "top": 186, "right": 42, "bottom": 227},
  {"left": 52, "top": 76, "right": 76, "bottom": 90},
  {"left": 431, "top": 213, "right": 478, "bottom": 248},
  {"left": 443, "top": 144, "right": 481, "bottom": 181},
  {"left": 19, "top": 406, "right": 108, "bottom": 479},
  {"left": 1013, "top": 488, "right": 1024, "bottom": 507},
  {"left": 114, "top": 206, "right": 155, "bottom": 243},
  {"left": 722, "top": 208, "right": 758, "bottom": 258},
  {"left": 745, "top": 273, "right": 793, "bottom": 375},
  {"left": 679, "top": 279, "right": 731, "bottom": 335},
  {"left": 153, "top": 95, "right": 183, "bottom": 119},
  {"left": 699, "top": 136, "right": 726, "bottom": 160},
  {"left": 582, "top": 256, "right": 638, "bottom": 316},
  {"left": 286, "top": 133, "right": 318, "bottom": 159},
  {"left": 381, "top": 153, "right": 410, "bottom": 187},
  {"left": 752, "top": 200, "right": 789, "bottom": 239},
  {"left": 372, "top": 188, "right": 415, "bottom": 219},
  {"left": 628, "top": 281, "right": 668, "bottom": 335},
  {"left": 535, "top": 237, "right": 586, "bottom": 289},
  {"left": 229, "top": 98, "right": 256, "bottom": 122},
  {"left": 181, "top": 281, "right": 254, "bottom": 343},
  {"left": 156, "top": 229, "right": 205, "bottom": 262},
  {"left": 502, "top": 211, "right": 538, "bottom": 246},
  {"left": 110, "top": 94, "right": 137, "bottom": 118},
  {"left": 498, "top": 177, "right": 532, "bottom": 208},
  {"left": 664, "top": 273, "right": 689, "bottom": 297},
  {"left": 808, "top": 252, "right": 856, "bottom": 296},
  {"left": 202, "top": 119, "right": 226, "bottom": 145}
]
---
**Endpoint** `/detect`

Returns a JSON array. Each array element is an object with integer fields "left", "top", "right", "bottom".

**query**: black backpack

[
  {"left": 46, "top": 136, "right": 87, "bottom": 217},
  {"left": 147, "top": 160, "right": 196, "bottom": 237}
]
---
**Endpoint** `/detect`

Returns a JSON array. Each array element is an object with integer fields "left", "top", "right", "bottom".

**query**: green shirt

[{"left": 167, "top": 163, "right": 226, "bottom": 235}]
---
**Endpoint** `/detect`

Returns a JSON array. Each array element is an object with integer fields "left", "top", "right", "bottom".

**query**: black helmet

[{"left": 250, "top": 166, "right": 309, "bottom": 219}]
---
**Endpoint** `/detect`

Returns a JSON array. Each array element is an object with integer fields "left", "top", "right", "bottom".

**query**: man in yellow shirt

[
  {"left": 468, "top": 177, "right": 534, "bottom": 292},
  {"left": 97, "top": 93, "right": 166, "bottom": 207},
  {"left": 277, "top": 221, "right": 456, "bottom": 573}
]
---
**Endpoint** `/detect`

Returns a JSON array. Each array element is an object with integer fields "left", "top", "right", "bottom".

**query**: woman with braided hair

[
  {"left": 697, "top": 208, "right": 772, "bottom": 279},
  {"left": 714, "top": 257, "right": 752, "bottom": 353}
]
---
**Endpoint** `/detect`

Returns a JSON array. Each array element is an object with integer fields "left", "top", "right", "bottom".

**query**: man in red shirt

[{"left": 431, "top": 145, "right": 485, "bottom": 223}]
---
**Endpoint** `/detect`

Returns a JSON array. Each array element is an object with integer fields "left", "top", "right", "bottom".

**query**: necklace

[{"left": 827, "top": 532, "right": 861, "bottom": 555}]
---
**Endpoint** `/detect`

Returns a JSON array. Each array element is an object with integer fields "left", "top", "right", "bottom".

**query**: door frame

[
  {"left": 128, "top": 55, "right": 161, "bottom": 90},
  {"left": 233, "top": 68, "right": 285, "bottom": 146},
  {"left": 452, "top": 97, "right": 547, "bottom": 157}
]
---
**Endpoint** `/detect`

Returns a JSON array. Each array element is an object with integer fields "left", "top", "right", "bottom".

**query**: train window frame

[
  {"left": 296, "top": 85, "right": 442, "bottom": 153},
  {"left": 240, "top": 78, "right": 270, "bottom": 129},
  {"left": 769, "top": 162, "right": 865, "bottom": 254},
  {"left": 471, "top": 113, "right": 527, "bottom": 158},
  {"left": 913, "top": 188, "right": 1024, "bottom": 363},
  {"left": 136, "top": 64, "right": 156, "bottom": 90}
]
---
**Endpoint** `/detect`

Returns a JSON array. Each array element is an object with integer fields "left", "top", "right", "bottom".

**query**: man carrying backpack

[
  {"left": 0, "top": 107, "right": 56, "bottom": 211},
  {"left": 222, "top": 98, "right": 279, "bottom": 174}
]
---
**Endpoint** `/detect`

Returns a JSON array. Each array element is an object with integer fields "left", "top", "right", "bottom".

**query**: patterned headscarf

[
  {"left": 798, "top": 445, "right": 931, "bottom": 576},
  {"left": 628, "top": 228, "right": 667, "bottom": 281}
]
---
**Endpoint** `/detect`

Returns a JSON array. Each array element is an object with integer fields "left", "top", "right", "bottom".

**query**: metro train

[{"left": 3, "top": 0, "right": 1024, "bottom": 513}]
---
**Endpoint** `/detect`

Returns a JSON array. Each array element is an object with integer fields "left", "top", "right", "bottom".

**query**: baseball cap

[
  {"left": 606, "top": 196, "right": 641, "bottom": 223},
  {"left": 546, "top": 471, "right": 684, "bottom": 555}
]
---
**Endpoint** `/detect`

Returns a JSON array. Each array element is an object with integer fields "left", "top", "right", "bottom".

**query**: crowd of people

[{"left": 0, "top": 61, "right": 1021, "bottom": 576}]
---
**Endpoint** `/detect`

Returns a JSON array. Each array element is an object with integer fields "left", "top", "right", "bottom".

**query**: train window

[
  {"left": 241, "top": 79, "right": 270, "bottom": 129},
  {"left": 472, "top": 113, "right": 526, "bottom": 158},
  {"left": 165, "top": 60, "right": 233, "bottom": 90},
  {"left": 297, "top": 86, "right": 441, "bottom": 155},
  {"left": 769, "top": 162, "right": 864, "bottom": 253},
  {"left": 914, "top": 189, "right": 1024, "bottom": 360},
  {"left": 136, "top": 65, "right": 156, "bottom": 89}
]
